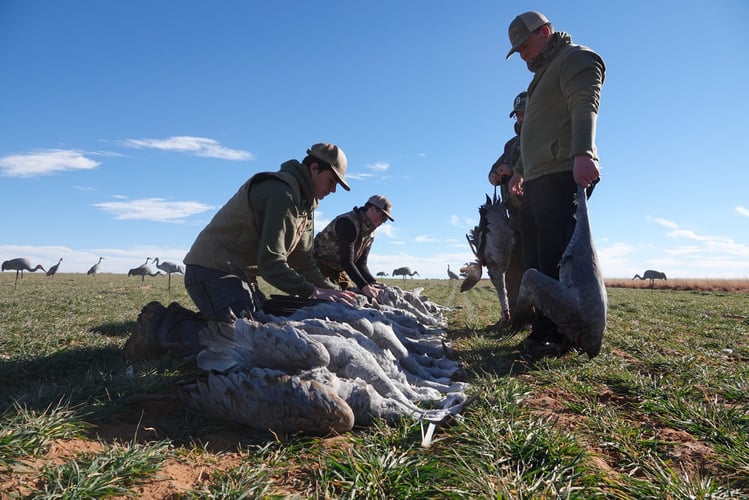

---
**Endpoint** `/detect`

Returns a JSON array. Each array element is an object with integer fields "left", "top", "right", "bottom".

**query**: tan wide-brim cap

[
  {"left": 307, "top": 143, "right": 350, "bottom": 191},
  {"left": 367, "top": 194, "right": 394, "bottom": 221}
]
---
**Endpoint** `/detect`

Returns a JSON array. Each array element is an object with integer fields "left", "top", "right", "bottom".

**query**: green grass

[{"left": 1, "top": 273, "right": 748, "bottom": 498}]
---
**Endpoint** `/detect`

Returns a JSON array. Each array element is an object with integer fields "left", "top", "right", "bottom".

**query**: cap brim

[
  {"left": 384, "top": 212, "right": 394, "bottom": 222},
  {"left": 331, "top": 169, "right": 351, "bottom": 191}
]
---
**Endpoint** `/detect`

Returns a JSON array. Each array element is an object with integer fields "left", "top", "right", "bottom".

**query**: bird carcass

[
  {"left": 461, "top": 194, "right": 515, "bottom": 323},
  {"left": 511, "top": 185, "right": 607, "bottom": 358}
]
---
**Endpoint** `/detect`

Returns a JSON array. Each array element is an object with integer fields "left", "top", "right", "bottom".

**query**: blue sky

[{"left": 2, "top": 1, "right": 748, "bottom": 280}]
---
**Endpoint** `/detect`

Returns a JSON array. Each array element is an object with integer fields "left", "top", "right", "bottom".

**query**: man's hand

[
  {"left": 573, "top": 155, "right": 601, "bottom": 189},
  {"left": 313, "top": 287, "right": 358, "bottom": 307},
  {"left": 509, "top": 172, "right": 524, "bottom": 196}
]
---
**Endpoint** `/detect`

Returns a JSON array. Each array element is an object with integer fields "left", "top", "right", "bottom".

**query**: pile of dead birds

[{"left": 177, "top": 286, "right": 471, "bottom": 443}]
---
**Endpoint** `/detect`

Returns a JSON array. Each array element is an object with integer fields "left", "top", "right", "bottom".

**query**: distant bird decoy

[
  {"left": 376, "top": 271, "right": 388, "bottom": 277},
  {"left": 152, "top": 257, "right": 185, "bottom": 292},
  {"left": 447, "top": 265, "right": 459, "bottom": 280},
  {"left": 2, "top": 257, "right": 46, "bottom": 288},
  {"left": 46, "top": 258, "right": 63, "bottom": 278},
  {"left": 87, "top": 257, "right": 104, "bottom": 276},
  {"left": 128, "top": 257, "right": 162, "bottom": 282},
  {"left": 392, "top": 267, "right": 419, "bottom": 280},
  {"left": 632, "top": 270, "right": 667, "bottom": 288}
]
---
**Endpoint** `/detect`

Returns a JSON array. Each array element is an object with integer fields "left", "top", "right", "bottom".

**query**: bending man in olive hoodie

[{"left": 183, "top": 143, "right": 357, "bottom": 322}]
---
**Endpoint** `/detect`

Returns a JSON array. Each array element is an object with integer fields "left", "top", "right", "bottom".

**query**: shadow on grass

[{"left": 90, "top": 320, "right": 136, "bottom": 337}]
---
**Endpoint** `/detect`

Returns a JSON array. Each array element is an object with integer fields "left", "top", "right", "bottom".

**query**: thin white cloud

[
  {"left": 366, "top": 161, "right": 390, "bottom": 172},
  {"left": 0, "top": 149, "right": 100, "bottom": 177},
  {"left": 737, "top": 206, "right": 749, "bottom": 218},
  {"left": 415, "top": 235, "right": 438, "bottom": 243},
  {"left": 93, "top": 197, "right": 214, "bottom": 223},
  {"left": 122, "top": 136, "right": 253, "bottom": 161}
]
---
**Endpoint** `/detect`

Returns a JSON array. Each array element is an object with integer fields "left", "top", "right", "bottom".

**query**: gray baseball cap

[
  {"left": 506, "top": 11, "right": 549, "bottom": 59},
  {"left": 367, "top": 194, "right": 394, "bottom": 221},
  {"left": 307, "top": 143, "right": 350, "bottom": 191}
]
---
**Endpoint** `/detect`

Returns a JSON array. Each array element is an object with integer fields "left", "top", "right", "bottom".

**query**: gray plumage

[
  {"left": 512, "top": 185, "right": 607, "bottom": 358},
  {"left": 462, "top": 194, "right": 515, "bottom": 323},
  {"left": 196, "top": 319, "right": 330, "bottom": 373},
  {"left": 127, "top": 257, "right": 162, "bottom": 282},
  {"left": 87, "top": 257, "right": 104, "bottom": 276},
  {"left": 179, "top": 368, "right": 354, "bottom": 435},
  {"left": 447, "top": 265, "right": 459, "bottom": 280},
  {"left": 392, "top": 267, "right": 419, "bottom": 279},
  {"left": 46, "top": 258, "right": 62, "bottom": 278},
  {"left": 152, "top": 257, "right": 185, "bottom": 292},
  {"left": 2, "top": 257, "right": 46, "bottom": 287},
  {"left": 633, "top": 270, "right": 667, "bottom": 288},
  {"left": 178, "top": 286, "right": 472, "bottom": 440}
]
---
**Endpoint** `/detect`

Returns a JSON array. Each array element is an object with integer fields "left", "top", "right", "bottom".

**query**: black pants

[
  {"left": 184, "top": 264, "right": 263, "bottom": 322},
  {"left": 517, "top": 171, "right": 577, "bottom": 338}
]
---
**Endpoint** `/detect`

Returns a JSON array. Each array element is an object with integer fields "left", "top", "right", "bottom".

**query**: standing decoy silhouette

[
  {"left": 632, "top": 270, "right": 667, "bottom": 288},
  {"left": 152, "top": 257, "right": 185, "bottom": 292},
  {"left": 87, "top": 257, "right": 104, "bottom": 276},
  {"left": 46, "top": 258, "right": 62, "bottom": 278},
  {"left": 2, "top": 258, "right": 46, "bottom": 288}
]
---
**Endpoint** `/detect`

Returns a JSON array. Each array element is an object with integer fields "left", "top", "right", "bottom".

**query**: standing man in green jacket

[
  {"left": 183, "top": 142, "right": 358, "bottom": 322},
  {"left": 505, "top": 11, "right": 605, "bottom": 350}
]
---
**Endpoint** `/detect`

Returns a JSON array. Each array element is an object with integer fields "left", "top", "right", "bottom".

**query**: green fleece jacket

[
  {"left": 517, "top": 33, "right": 605, "bottom": 182},
  {"left": 183, "top": 160, "right": 333, "bottom": 297}
]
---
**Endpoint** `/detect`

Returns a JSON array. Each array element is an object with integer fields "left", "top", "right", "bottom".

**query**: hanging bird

[
  {"left": 87, "top": 257, "right": 104, "bottom": 276},
  {"left": 511, "top": 185, "right": 607, "bottom": 358},
  {"left": 152, "top": 257, "right": 185, "bottom": 292},
  {"left": 462, "top": 194, "right": 515, "bottom": 324},
  {"left": 46, "top": 258, "right": 62, "bottom": 278}
]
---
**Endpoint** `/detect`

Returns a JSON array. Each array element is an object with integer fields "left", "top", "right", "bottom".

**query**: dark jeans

[
  {"left": 517, "top": 171, "right": 577, "bottom": 339},
  {"left": 184, "top": 264, "right": 263, "bottom": 322}
]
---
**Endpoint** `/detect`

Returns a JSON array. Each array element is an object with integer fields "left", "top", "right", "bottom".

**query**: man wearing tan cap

[
  {"left": 505, "top": 11, "right": 605, "bottom": 353},
  {"left": 182, "top": 142, "right": 357, "bottom": 322},
  {"left": 314, "top": 194, "right": 394, "bottom": 301}
]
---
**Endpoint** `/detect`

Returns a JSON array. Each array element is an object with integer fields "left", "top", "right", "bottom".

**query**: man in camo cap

[{"left": 314, "top": 194, "right": 394, "bottom": 301}]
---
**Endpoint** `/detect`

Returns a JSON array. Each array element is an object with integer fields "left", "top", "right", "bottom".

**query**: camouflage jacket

[{"left": 314, "top": 207, "right": 377, "bottom": 288}]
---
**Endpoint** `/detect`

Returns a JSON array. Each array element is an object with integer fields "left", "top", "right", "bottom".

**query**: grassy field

[{"left": 1, "top": 273, "right": 747, "bottom": 498}]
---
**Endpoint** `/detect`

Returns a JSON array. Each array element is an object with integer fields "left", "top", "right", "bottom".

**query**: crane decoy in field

[
  {"left": 127, "top": 257, "right": 162, "bottom": 282},
  {"left": 152, "top": 257, "right": 185, "bottom": 292},
  {"left": 447, "top": 265, "right": 459, "bottom": 280},
  {"left": 46, "top": 258, "right": 62, "bottom": 278},
  {"left": 87, "top": 257, "right": 104, "bottom": 276},
  {"left": 392, "top": 267, "right": 419, "bottom": 280},
  {"left": 632, "top": 270, "right": 667, "bottom": 288},
  {"left": 2, "top": 257, "right": 46, "bottom": 288}
]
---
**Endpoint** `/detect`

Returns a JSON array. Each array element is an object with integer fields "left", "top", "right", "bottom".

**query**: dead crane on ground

[
  {"left": 511, "top": 185, "right": 607, "bottom": 358},
  {"left": 461, "top": 193, "right": 515, "bottom": 324}
]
